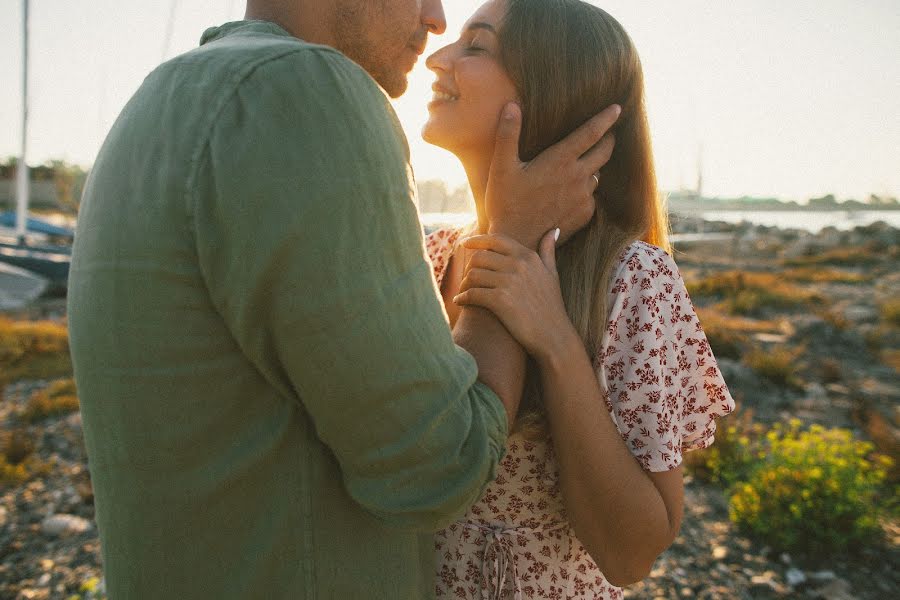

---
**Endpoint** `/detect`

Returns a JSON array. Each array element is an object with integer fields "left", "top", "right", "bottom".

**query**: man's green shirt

[{"left": 67, "top": 21, "right": 507, "bottom": 599}]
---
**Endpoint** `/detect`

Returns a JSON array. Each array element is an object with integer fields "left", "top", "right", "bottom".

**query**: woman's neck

[{"left": 460, "top": 153, "right": 492, "bottom": 234}]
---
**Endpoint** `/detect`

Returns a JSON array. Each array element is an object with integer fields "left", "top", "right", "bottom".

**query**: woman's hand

[{"left": 454, "top": 229, "right": 577, "bottom": 362}]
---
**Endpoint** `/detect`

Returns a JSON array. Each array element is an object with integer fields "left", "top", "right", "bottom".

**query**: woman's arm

[
  {"left": 454, "top": 232, "right": 682, "bottom": 586},
  {"left": 537, "top": 327, "right": 683, "bottom": 587}
]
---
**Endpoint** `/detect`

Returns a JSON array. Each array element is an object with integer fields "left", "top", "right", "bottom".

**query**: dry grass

[
  {"left": 695, "top": 308, "right": 785, "bottom": 360},
  {"left": 21, "top": 378, "right": 79, "bottom": 424},
  {"left": 744, "top": 345, "right": 805, "bottom": 388},
  {"left": 781, "top": 267, "right": 871, "bottom": 285},
  {"left": 882, "top": 349, "right": 900, "bottom": 373},
  {"left": 782, "top": 245, "right": 885, "bottom": 268},
  {"left": 686, "top": 271, "right": 822, "bottom": 317},
  {"left": 0, "top": 317, "right": 71, "bottom": 381},
  {"left": 881, "top": 299, "right": 900, "bottom": 327}
]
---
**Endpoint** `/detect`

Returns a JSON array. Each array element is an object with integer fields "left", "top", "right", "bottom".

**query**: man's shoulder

[{"left": 172, "top": 24, "right": 377, "bottom": 96}]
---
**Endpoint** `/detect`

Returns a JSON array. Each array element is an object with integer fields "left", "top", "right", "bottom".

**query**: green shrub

[
  {"left": 0, "top": 428, "right": 36, "bottom": 487},
  {"left": 685, "top": 411, "right": 763, "bottom": 487},
  {"left": 729, "top": 421, "right": 893, "bottom": 554}
]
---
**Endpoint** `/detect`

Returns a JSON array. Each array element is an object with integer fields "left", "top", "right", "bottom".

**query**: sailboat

[{"left": 0, "top": 0, "right": 72, "bottom": 301}]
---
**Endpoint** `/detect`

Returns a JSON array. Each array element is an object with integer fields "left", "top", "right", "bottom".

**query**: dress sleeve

[
  {"left": 598, "top": 244, "right": 735, "bottom": 472},
  {"left": 424, "top": 227, "right": 464, "bottom": 287},
  {"left": 191, "top": 49, "right": 508, "bottom": 530}
]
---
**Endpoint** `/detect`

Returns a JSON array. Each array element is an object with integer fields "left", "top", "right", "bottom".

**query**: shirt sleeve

[
  {"left": 190, "top": 48, "right": 507, "bottom": 530},
  {"left": 598, "top": 244, "right": 735, "bottom": 472}
]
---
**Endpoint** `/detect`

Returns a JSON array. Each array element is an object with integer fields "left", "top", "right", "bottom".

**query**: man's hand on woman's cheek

[{"left": 485, "top": 102, "right": 620, "bottom": 249}]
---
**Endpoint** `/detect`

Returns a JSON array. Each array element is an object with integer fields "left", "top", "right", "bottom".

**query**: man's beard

[{"left": 331, "top": 5, "right": 410, "bottom": 97}]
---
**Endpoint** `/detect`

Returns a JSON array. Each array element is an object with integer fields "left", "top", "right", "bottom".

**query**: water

[
  {"left": 421, "top": 210, "right": 900, "bottom": 234},
  {"left": 693, "top": 210, "right": 900, "bottom": 232}
]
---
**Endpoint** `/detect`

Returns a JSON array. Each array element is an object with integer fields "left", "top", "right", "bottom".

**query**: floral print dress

[{"left": 425, "top": 227, "right": 735, "bottom": 599}]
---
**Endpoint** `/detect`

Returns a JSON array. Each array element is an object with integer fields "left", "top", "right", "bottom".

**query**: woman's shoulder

[{"left": 609, "top": 240, "right": 681, "bottom": 295}]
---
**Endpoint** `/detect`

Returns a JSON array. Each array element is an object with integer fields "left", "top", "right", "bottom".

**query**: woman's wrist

[{"left": 534, "top": 321, "right": 583, "bottom": 373}]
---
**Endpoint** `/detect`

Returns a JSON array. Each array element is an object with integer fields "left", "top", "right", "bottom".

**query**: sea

[{"left": 420, "top": 210, "right": 900, "bottom": 234}]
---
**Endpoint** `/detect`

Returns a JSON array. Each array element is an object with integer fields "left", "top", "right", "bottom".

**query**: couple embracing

[{"left": 68, "top": 0, "right": 734, "bottom": 598}]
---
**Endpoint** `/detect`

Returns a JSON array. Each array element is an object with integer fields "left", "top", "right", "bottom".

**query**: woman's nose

[{"left": 425, "top": 45, "right": 451, "bottom": 72}]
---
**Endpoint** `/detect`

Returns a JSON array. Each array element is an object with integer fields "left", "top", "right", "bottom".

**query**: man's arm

[{"left": 191, "top": 48, "right": 507, "bottom": 531}]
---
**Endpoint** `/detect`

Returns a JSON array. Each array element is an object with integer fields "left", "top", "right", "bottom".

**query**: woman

[{"left": 421, "top": 0, "right": 735, "bottom": 598}]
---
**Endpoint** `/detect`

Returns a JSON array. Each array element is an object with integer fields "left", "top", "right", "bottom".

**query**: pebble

[
  {"left": 41, "top": 514, "right": 91, "bottom": 537},
  {"left": 712, "top": 546, "right": 728, "bottom": 560},
  {"left": 0, "top": 506, "right": 7, "bottom": 528},
  {"left": 786, "top": 567, "right": 807, "bottom": 587}
]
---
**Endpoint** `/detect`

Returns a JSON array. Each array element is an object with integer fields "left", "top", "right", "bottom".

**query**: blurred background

[{"left": 1, "top": 1, "right": 897, "bottom": 599}]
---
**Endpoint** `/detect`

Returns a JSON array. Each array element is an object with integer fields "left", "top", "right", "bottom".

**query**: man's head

[{"left": 247, "top": 1, "right": 447, "bottom": 97}]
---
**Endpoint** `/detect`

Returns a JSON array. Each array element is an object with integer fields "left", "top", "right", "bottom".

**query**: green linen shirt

[{"left": 67, "top": 21, "right": 508, "bottom": 599}]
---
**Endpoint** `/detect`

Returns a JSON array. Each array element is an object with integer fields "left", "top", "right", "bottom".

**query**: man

[{"left": 68, "top": 0, "right": 617, "bottom": 597}]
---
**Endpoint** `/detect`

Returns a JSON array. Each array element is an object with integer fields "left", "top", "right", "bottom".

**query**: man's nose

[{"left": 422, "top": 0, "right": 447, "bottom": 35}]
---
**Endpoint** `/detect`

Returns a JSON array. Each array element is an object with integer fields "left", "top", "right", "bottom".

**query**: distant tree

[
  {"left": 808, "top": 194, "right": 837, "bottom": 208},
  {"left": 868, "top": 194, "right": 899, "bottom": 207},
  {"left": 416, "top": 179, "right": 474, "bottom": 213},
  {"left": 46, "top": 160, "right": 88, "bottom": 214}
]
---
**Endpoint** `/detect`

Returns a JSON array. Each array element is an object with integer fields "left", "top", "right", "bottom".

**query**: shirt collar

[{"left": 200, "top": 20, "right": 294, "bottom": 46}]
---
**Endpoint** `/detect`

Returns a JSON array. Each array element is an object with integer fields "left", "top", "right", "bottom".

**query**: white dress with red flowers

[{"left": 425, "top": 227, "right": 735, "bottom": 599}]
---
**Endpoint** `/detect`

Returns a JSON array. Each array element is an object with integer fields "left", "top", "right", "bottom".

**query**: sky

[{"left": 1, "top": 0, "right": 898, "bottom": 202}]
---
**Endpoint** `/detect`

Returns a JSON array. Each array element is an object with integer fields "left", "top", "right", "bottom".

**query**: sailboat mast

[{"left": 15, "top": 0, "right": 30, "bottom": 244}]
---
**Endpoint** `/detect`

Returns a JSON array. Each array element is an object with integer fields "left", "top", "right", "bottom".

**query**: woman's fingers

[
  {"left": 465, "top": 249, "right": 514, "bottom": 273},
  {"left": 460, "top": 233, "right": 524, "bottom": 256},
  {"left": 459, "top": 267, "right": 504, "bottom": 293},
  {"left": 453, "top": 287, "right": 503, "bottom": 313}
]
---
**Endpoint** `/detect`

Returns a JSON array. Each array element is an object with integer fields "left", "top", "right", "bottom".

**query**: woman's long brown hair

[{"left": 498, "top": 0, "right": 670, "bottom": 436}]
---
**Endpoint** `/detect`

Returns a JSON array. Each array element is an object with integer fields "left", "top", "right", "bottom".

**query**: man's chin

[{"left": 375, "top": 71, "right": 409, "bottom": 98}]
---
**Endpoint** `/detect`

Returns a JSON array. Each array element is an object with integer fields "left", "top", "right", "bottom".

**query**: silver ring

[{"left": 591, "top": 173, "right": 600, "bottom": 186}]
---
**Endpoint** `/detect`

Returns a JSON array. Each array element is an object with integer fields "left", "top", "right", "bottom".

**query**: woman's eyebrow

[{"left": 464, "top": 22, "right": 497, "bottom": 34}]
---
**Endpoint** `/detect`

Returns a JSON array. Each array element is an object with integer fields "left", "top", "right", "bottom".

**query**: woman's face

[{"left": 421, "top": 0, "right": 518, "bottom": 157}]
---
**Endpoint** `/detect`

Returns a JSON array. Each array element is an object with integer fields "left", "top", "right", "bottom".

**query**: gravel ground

[{"left": 2, "top": 375, "right": 897, "bottom": 600}]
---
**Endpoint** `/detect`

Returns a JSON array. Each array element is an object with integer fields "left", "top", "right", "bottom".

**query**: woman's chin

[{"left": 421, "top": 121, "right": 451, "bottom": 151}]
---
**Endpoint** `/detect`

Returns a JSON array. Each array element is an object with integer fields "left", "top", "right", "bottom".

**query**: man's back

[{"left": 68, "top": 21, "right": 507, "bottom": 598}]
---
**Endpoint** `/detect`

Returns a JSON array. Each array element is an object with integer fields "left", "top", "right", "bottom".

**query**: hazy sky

[{"left": 1, "top": 0, "right": 898, "bottom": 201}]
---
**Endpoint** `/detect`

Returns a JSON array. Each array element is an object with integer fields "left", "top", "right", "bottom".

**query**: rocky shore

[{"left": 1, "top": 220, "right": 897, "bottom": 599}]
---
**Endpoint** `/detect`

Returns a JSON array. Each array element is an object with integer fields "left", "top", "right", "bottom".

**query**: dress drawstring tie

[{"left": 463, "top": 521, "right": 569, "bottom": 600}]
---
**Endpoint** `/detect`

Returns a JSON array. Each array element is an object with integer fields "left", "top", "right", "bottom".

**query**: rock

[
  {"left": 842, "top": 305, "right": 878, "bottom": 324},
  {"left": 750, "top": 571, "right": 788, "bottom": 595},
  {"left": 36, "top": 573, "right": 50, "bottom": 586},
  {"left": 812, "top": 578, "right": 857, "bottom": 600},
  {"left": 712, "top": 546, "right": 728, "bottom": 560},
  {"left": 779, "top": 552, "right": 791, "bottom": 565},
  {"left": 0, "top": 506, "right": 7, "bottom": 529},
  {"left": 808, "top": 570, "right": 838, "bottom": 583},
  {"left": 41, "top": 514, "right": 91, "bottom": 537},
  {"left": 786, "top": 567, "right": 806, "bottom": 587}
]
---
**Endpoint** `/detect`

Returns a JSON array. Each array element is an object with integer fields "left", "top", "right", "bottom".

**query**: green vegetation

[
  {"left": 0, "top": 428, "right": 48, "bottom": 487},
  {"left": 21, "top": 378, "right": 79, "bottom": 423},
  {"left": 686, "top": 271, "right": 821, "bottom": 316},
  {"left": 728, "top": 421, "right": 893, "bottom": 554},
  {"left": 0, "top": 317, "right": 72, "bottom": 382},
  {"left": 684, "top": 411, "right": 764, "bottom": 487}
]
